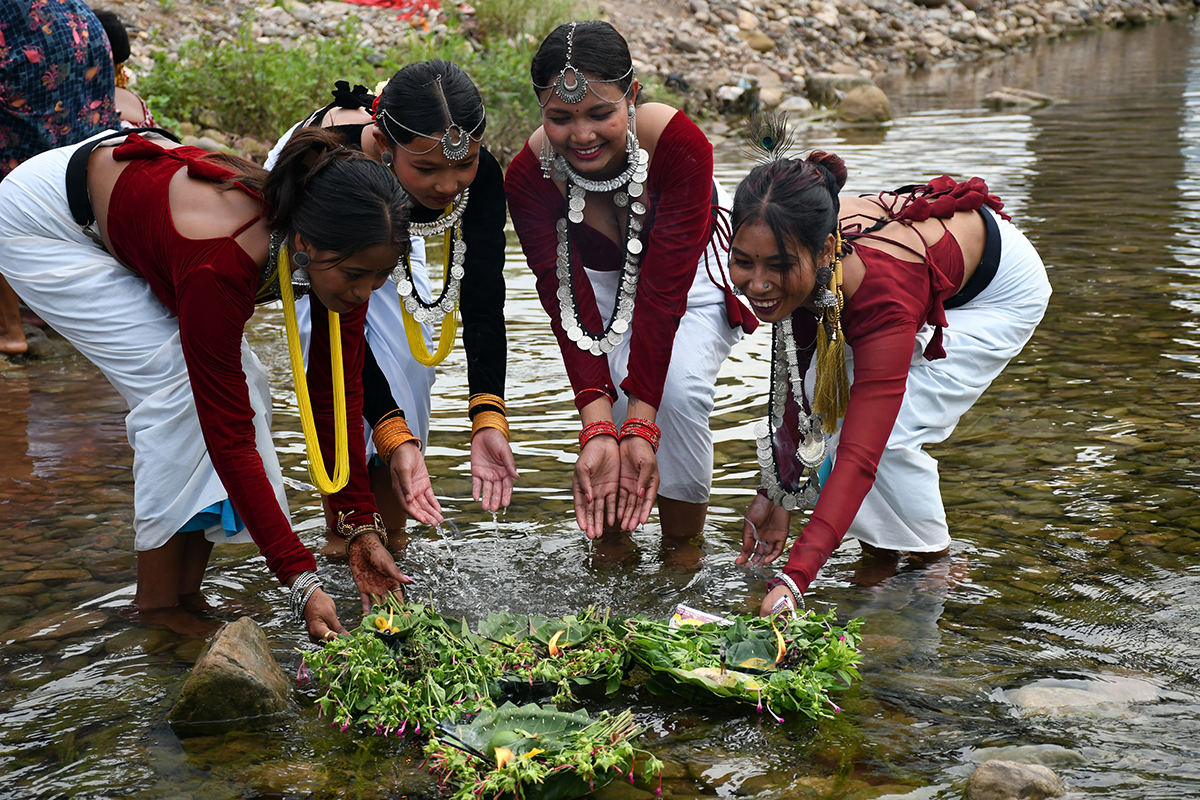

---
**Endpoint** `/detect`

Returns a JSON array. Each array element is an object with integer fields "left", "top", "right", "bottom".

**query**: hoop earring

[
  {"left": 626, "top": 102, "right": 638, "bottom": 161},
  {"left": 539, "top": 135, "right": 555, "bottom": 179}
]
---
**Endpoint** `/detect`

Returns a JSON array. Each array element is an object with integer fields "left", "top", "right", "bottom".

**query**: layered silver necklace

[
  {"left": 554, "top": 147, "right": 650, "bottom": 356},
  {"left": 756, "top": 315, "right": 827, "bottom": 510},
  {"left": 393, "top": 188, "right": 469, "bottom": 323}
]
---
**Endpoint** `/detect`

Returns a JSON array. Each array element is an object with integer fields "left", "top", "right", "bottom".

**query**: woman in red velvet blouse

[
  {"left": 0, "top": 127, "right": 412, "bottom": 640},
  {"left": 506, "top": 21, "right": 755, "bottom": 543},
  {"left": 728, "top": 150, "right": 1050, "bottom": 613}
]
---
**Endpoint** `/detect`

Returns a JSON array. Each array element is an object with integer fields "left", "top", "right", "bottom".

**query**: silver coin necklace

[
  {"left": 393, "top": 188, "right": 469, "bottom": 324},
  {"left": 553, "top": 147, "right": 650, "bottom": 357},
  {"left": 756, "top": 315, "right": 828, "bottom": 510}
]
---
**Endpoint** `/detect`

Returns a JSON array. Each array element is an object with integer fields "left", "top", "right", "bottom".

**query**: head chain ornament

[
  {"left": 533, "top": 21, "right": 636, "bottom": 107},
  {"left": 375, "top": 74, "right": 485, "bottom": 161}
]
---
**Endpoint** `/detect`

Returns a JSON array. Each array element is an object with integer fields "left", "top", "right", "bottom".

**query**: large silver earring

[
  {"left": 292, "top": 251, "right": 311, "bottom": 289},
  {"left": 380, "top": 150, "right": 394, "bottom": 170},
  {"left": 539, "top": 136, "right": 555, "bottom": 179},
  {"left": 626, "top": 102, "right": 638, "bottom": 161}
]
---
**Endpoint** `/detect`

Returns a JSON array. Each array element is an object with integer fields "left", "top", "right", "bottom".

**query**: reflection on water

[{"left": 4, "top": 17, "right": 1200, "bottom": 800}]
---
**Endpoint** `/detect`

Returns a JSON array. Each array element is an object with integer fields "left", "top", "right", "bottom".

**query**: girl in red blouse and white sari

[{"left": 506, "top": 21, "right": 756, "bottom": 544}]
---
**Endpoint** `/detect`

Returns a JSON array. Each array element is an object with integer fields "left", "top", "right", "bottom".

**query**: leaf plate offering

[
  {"left": 426, "top": 702, "right": 663, "bottom": 800},
  {"left": 623, "top": 609, "right": 864, "bottom": 721}
]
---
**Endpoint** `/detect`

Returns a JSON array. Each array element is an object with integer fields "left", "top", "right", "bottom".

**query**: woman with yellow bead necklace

[
  {"left": 0, "top": 127, "right": 411, "bottom": 641},
  {"left": 268, "top": 61, "right": 515, "bottom": 548}
]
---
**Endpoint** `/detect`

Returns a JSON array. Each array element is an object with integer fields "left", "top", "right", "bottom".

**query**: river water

[{"left": 3, "top": 16, "right": 1200, "bottom": 800}]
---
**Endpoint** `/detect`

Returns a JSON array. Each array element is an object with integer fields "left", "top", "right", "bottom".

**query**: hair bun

[{"left": 806, "top": 150, "right": 847, "bottom": 192}]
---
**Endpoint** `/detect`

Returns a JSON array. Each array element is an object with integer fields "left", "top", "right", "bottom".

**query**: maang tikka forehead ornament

[
  {"left": 534, "top": 22, "right": 636, "bottom": 107},
  {"left": 375, "top": 74, "right": 485, "bottom": 161}
]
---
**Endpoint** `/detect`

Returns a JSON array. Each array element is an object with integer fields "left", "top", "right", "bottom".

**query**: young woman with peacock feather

[{"left": 729, "top": 120, "right": 1051, "bottom": 614}]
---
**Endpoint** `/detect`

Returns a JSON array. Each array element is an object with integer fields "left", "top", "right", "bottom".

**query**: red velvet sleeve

[
  {"left": 781, "top": 323, "right": 919, "bottom": 594},
  {"left": 622, "top": 112, "right": 716, "bottom": 409},
  {"left": 175, "top": 264, "right": 317, "bottom": 584},
  {"left": 505, "top": 143, "right": 619, "bottom": 409},
  {"left": 306, "top": 294, "right": 377, "bottom": 528}
]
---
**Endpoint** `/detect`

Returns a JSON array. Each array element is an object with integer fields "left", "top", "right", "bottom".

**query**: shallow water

[{"left": 4, "top": 17, "right": 1200, "bottom": 800}]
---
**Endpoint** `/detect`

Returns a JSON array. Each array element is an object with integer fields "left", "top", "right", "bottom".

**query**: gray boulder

[
  {"left": 168, "top": 617, "right": 293, "bottom": 736},
  {"left": 966, "top": 760, "right": 1066, "bottom": 800}
]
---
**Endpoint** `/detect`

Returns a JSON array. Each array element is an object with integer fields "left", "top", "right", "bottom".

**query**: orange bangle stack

[
  {"left": 469, "top": 393, "right": 509, "bottom": 442},
  {"left": 372, "top": 412, "right": 419, "bottom": 464}
]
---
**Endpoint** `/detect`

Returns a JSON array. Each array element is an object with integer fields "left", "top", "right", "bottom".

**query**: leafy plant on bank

[{"left": 135, "top": 6, "right": 589, "bottom": 163}]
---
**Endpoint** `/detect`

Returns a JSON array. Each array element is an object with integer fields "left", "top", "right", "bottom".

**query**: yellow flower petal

[
  {"left": 548, "top": 629, "right": 566, "bottom": 657},
  {"left": 494, "top": 747, "right": 514, "bottom": 768}
]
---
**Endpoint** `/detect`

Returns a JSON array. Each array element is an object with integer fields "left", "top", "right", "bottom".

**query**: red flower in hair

[{"left": 371, "top": 94, "right": 381, "bottom": 118}]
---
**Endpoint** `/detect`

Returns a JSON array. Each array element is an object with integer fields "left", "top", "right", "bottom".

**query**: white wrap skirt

[
  {"left": 585, "top": 182, "right": 742, "bottom": 505},
  {"left": 811, "top": 208, "right": 1052, "bottom": 552},
  {"left": 0, "top": 134, "right": 283, "bottom": 550}
]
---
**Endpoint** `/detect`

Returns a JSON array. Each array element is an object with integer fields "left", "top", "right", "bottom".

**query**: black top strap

[{"left": 67, "top": 127, "right": 181, "bottom": 227}]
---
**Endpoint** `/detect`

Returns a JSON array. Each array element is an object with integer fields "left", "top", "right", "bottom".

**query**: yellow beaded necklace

[{"left": 277, "top": 243, "right": 350, "bottom": 494}]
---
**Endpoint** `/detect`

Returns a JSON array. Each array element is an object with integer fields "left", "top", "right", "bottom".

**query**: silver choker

[
  {"left": 756, "top": 315, "right": 826, "bottom": 510},
  {"left": 552, "top": 147, "right": 646, "bottom": 195}
]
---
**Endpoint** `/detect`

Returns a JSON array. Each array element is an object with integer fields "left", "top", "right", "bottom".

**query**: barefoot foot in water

[{"left": 133, "top": 604, "right": 223, "bottom": 637}]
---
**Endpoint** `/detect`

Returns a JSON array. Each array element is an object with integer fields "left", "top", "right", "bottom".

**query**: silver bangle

[
  {"left": 289, "top": 570, "right": 321, "bottom": 624},
  {"left": 775, "top": 571, "right": 803, "bottom": 602}
]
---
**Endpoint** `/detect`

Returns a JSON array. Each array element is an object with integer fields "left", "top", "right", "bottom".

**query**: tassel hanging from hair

[{"left": 812, "top": 230, "right": 849, "bottom": 433}]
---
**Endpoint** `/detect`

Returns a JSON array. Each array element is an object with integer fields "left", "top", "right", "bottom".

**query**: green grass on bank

[{"left": 138, "top": 0, "right": 591, "bottom": 164}]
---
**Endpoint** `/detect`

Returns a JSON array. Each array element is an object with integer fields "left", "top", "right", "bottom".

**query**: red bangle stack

[
  {"left": 579, "top": 420, "right": 619, "bottom": 449},
  {"left": 619, "top": 417, "right": 661, "bottom": 452}
]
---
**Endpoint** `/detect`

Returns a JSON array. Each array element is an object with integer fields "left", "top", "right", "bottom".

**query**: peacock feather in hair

[{"left": 742, "top": 111, "right": 796, "bottom": 163}]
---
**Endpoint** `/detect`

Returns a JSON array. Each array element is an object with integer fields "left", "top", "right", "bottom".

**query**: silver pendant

[
  {"left": 567, "top": 325, "right": 583, "bottom": 342},
  {"left": 555, "top": 66, "right": 589, "bottom": 104},
  {"left": 631, "top": 201, "right": 646, "bottom": 216},
  {"left": 578, "top": 335, "right": 593, "bottom": 350},
  {"left": 611, "top": 318, "right": 629, "bottom": 334},
  {"left": 568, "top": 209, "right": 584, "bottom": 224},
  {"left": 614, "top": 192, "right": 629, "bottom": 207},
  {"left": 589, "top": 341, "right": 603, "bottom": 356},
  {"left": 628, "top": 182, "right": 644, "bottom": 198},
  {"left": 441, "top": 124, "right": 470, "bottom": 161},
  {"left": 627, "top": 238, "right": 643, "bottom": 255}
]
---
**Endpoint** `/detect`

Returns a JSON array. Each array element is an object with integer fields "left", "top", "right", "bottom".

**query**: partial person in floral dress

[{"left": 0, "top": 0, "right": 118, "bottom": 356}]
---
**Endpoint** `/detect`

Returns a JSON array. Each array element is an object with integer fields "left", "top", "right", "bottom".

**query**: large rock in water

[
  {"left": 168, "top": 617, "right": 293, "bottom": 736},
  {"left": 838, "top": 85, "right": 893, "bottom": 123},
  {"left": 967, "top": 760, "right": 1066, "bottom": 800}
]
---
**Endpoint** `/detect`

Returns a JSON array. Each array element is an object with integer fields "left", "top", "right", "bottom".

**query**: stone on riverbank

[
  {"left": 966, "top": 760, "right": 1066, "bottom": 800},
  {"left": 168, "top": 616, "right": 293, "bottom": 736}
]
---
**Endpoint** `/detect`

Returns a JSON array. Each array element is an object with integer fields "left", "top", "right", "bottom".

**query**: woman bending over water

[
  {"left": 506, "top": 21, "right": 756, "bottom": 542},
  {"left": 730, "top": 146, "right": 1051, "bottom": 613},
  {"left": 267, "top": 61, "right": 514, "bottom": 544},
  {"left": 0, "top": 127, "right": 411, "bottom": 640}
]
